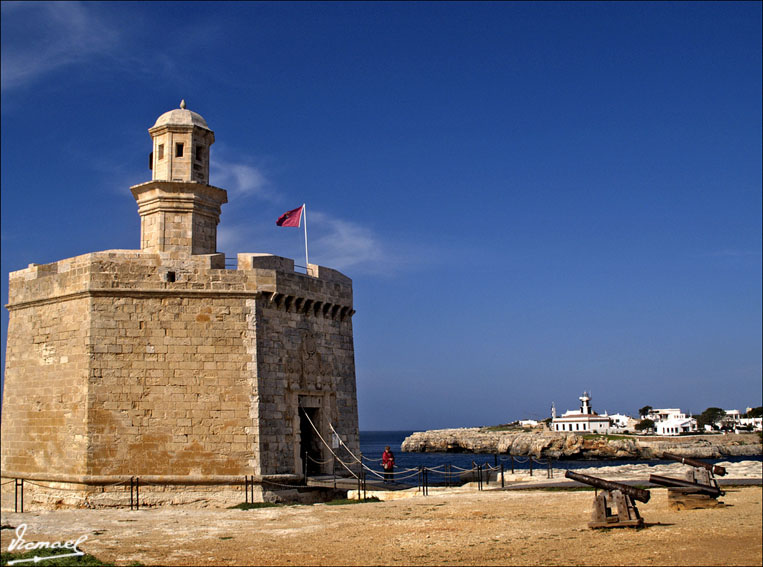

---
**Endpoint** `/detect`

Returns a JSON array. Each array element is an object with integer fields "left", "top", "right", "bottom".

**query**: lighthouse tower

[{"left": 579, "top": 392, "right": 592, "bottom": 415}]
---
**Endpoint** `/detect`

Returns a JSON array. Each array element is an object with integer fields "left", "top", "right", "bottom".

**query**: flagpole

[{"left": 302, "top": 204, "right": 309, "bottom": 272}]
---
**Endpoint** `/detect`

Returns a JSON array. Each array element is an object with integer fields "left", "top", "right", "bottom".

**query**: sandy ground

[{"left": 2, "top": 461, "right": 762, "bottom": 566}]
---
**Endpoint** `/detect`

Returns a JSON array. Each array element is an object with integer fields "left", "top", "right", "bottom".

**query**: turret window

[
  {"left": 157, "top": 144, "right": 164, "bottom": 160},
  {"left": 175, "top": 143, "right": 184, "bottom": 157},
  {"left": 195, "top": 145, "right": 203, "bottom": 161}
]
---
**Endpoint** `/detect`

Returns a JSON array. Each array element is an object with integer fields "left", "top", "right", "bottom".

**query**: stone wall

[
  {"left": 87, "top": 294, "right": 256, "bottom": 476},
  {"left": 1, "top": 297, "right": 90, "bottom": 476},
  {"left": 254, "top": 294, "right": 359, "bottom": 475}
]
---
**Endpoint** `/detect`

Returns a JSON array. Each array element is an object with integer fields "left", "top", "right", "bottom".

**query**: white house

[
  {"left": 655, "top": 417, "right": 698, "bottom": 436},
  {"left": 608, "top": 413, "right": 638, "bottom": 431},
  {"left": 552, "top": 392, "right": 611, "bottom": 433},
  {"left": 720, "top": 410, "right": 742, "bottom": 428},
  {"left": 646, "top": 408, "right": 687, "bottom": 422},
  {"left": 739, "top": 417, "right": 763, "bottom": 431}
]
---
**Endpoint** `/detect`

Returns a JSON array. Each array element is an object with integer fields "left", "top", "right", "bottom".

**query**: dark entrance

[{"left": 299, "top": 407, "right": 322, "bottom": 475}]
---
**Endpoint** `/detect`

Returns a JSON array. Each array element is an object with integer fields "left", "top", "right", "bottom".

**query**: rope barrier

[
  {"left": 390, "top": 470, "right": 421, "bottom": 482},
  {"left": 448, "top": 464, "right": 475, "bottom": 472},
  {"left": 425, "top": 468, "right": 456, "bottom": 476},
  {"left": 299, "top": 406, "right": 359, "bottom": 480},
  {"left": 306, "top": 455, "right": 335, "bottom": 466},
  {"left": 328, "top": 422, "right": 364, "bottom": 464}
]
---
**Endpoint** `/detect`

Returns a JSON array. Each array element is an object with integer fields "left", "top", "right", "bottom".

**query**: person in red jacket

[{"left": 382, "top": 446, "right": 395, "bottom": 483}]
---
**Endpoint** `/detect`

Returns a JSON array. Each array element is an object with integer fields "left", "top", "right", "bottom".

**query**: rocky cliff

[{"left": 401, "top": 429, "right": 762, "bottom": 460}]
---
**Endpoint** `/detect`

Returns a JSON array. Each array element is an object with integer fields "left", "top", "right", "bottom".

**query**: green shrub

[
  {"left": 325, "top": 497, "right": 381, "bottom": 506},
  {"left": 1, "top": 547, "right": 113, "bottom": 566},
  {"left": 228, "top": 502, "right": 281, "bottom": 510}
]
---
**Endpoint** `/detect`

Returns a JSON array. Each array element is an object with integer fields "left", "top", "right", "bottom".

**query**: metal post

[
  {"left": 304, "top": 451, "right": 308, "bottom": 481},
  {"left": 529, "top": 458, "right": 533, "bottom": 476},
  {"left": 130, "top": 477, "right": 134, "bottom": 510},
  {"left": 501, "top": 463, "right": 505, "bottom": 488},
  {"left": 136, "top": 477, "right": 140, "bottom": 510},
  {"left": 494, "top": 454, "right": 498, "bottom": 467},
  {"left": 446, "top": 463, "right": 450, "bottom": 488},
  {"left": 333, "top": 456, "right": 336, "bottom": 490},
  {"left": 547, "top": 459, "right": 552, "bottom": 479},
  {"left": 511, "top": 455, "right": 515, "bottom": 474}
]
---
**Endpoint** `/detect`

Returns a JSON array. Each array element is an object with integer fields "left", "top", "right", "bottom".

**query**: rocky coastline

[{"left": 401, "top": 428, "right": 763, "bottom": 460}]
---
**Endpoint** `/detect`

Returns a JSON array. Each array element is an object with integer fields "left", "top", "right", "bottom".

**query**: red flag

[{"left": 276, "top": 205, "right": 304, "bottom": 227}]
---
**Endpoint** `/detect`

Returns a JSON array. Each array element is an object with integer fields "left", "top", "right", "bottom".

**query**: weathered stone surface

[{"left": 401, "top": 429, "right": 762, "bottom": 459}]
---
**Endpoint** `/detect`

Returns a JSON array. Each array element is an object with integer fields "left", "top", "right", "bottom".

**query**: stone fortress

[{"left": 1, "top": 102, "right": 360, "bottom": 508}]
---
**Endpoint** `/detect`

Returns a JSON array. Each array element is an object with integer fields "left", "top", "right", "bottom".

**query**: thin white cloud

[
  {"left": 309, "top": 211, "right": 387, "bottom": 272},
  {"left": 706, "top": 249, "right": 761, "bottom": 258},
  {"left": 1, "top": 2, "right": 120, "bottom": 92},
  {"left": 210, "top": 158, "right": 271, "bottom": 199},
  {"left": 217, "top": 209, "right": 413, "bottom": 276}
]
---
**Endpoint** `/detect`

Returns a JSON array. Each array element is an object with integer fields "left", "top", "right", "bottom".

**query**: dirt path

[{"left": 2, "top": 486, "right": 761, "bottom": 566}]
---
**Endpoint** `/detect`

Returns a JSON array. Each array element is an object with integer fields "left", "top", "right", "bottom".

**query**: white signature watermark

[{"left": 6, "top": 523, "right": 88, "bottom": 565}]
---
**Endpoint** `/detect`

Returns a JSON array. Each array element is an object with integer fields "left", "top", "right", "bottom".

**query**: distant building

[
  {"left": 608, "top": 413, "right": 638, "bottom": 431},
  {"left": 720, "top": 410, "right": 742, "bottom": 428},
  {"left": 646, "top": 408, "right": 687, "bottom": 422},
  {"left": 518, "top": 419, "right": 539, "bottom": 428},
  {"left": 552, "top": 392, "right": 610, "bottom": 433},
  {"left": 655, "top": 417, "right": 698, "bottom": 436},
  {"left": 739, "top": 417, "right": 763, "bottom": 431}
]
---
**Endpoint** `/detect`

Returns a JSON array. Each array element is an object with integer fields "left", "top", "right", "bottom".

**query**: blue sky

[{"left": 1, "top": 1, "right": 761, "bottom": 430}]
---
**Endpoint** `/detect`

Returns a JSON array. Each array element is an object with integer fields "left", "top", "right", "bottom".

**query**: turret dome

[{"left": 152, "top": 100, "right": 210, "bottom": 130}]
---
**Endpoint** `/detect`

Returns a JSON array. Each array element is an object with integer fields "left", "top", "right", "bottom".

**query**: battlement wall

[{"left": 7, "top": 251, "right": 352, "bottom": 312}]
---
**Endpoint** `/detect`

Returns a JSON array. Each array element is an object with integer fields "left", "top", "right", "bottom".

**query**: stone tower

[
  {"left": 133, "top": 100, "right": 225, "bottom": 255},
  {"left": 1, "top": 103, "right": 360, "bottom": 508}
]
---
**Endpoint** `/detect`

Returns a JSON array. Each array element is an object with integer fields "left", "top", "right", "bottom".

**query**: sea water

[{"left": 359, "top": 430, "right": 762, "bottom": 485}]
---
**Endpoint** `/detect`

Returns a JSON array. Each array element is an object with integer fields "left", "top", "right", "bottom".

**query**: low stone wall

[{"left": 401, "top": 429, "right": 762, "bottom": 460}]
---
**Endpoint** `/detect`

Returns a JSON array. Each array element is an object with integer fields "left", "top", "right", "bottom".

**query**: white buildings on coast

[
  {"left": 549, "top": 393, "right": 762, "bottom": 436},
  {"left": 644, "top": 408, "right": 698, "bottom": 436}
]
